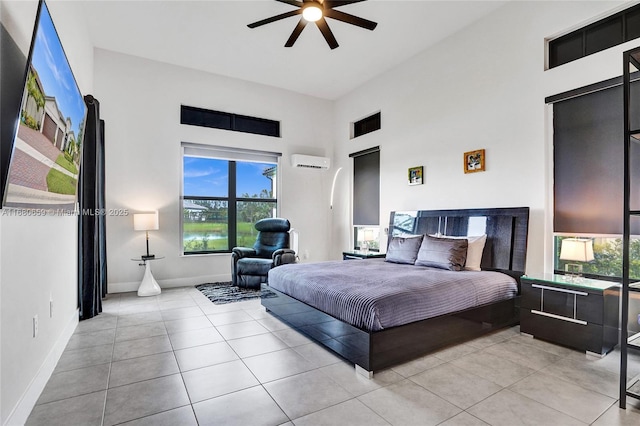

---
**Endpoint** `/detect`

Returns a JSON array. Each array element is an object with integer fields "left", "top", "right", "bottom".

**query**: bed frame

[{"left": 261, "top": 207, "right": 529, "bottom": 376}]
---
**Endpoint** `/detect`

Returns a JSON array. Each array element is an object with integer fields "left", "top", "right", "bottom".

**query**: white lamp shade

[
  {"left": 560, "top": 238, "right": 594, "bottom": 262},
  {"left": 134, "top": 212, "right": 159, "bottom": 231}
]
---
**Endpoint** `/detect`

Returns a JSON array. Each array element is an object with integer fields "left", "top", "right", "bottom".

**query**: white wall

[
  {"left": 331, "top": 0, "right": 639, "bottom": 275},
  {"left": 94, "top": 49, "right": 334, "bottom": 292},
  {"left": 0, "top": 1, "right": 93, "bottom": 424}
]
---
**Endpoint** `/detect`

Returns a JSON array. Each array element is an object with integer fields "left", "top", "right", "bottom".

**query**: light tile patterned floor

[{"left": 25, "top": 286, "right": 640, "bottom": 426}]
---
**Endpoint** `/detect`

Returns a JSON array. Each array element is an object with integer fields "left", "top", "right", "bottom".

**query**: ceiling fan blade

[
  {"left": 275, "top": 0, "right": 304, "bottom": 7},
  {"left": 248, "top": 9, "right": 302, "bottom": 29},
  {"left": 316, "top": 17, "right": 339, "bottom": 49},
  {"left": 324, "top": 1, "right": 367, "bottom": 8},
  {"left": 285, "top": 18, "right": 308, "bottom": 47},
  {"left": 325, "top": 9, "right": 377, "bottom": 30}
]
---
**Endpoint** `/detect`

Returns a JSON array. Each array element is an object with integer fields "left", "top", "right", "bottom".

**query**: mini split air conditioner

[{"left": 291, "top": 154, "right": 330, "bottom": 170}]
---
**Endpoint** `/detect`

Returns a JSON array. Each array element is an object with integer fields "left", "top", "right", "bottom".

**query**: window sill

[{"left": 180, "top": 252, "right": 231, "bottom": 258}]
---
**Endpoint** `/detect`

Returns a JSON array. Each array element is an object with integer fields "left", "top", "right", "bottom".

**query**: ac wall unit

[{"left": 291, "top": 154, "right": 330, "bottom": 170}]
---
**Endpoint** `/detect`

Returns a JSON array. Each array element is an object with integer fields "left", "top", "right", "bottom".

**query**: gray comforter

[{"left": 267, "top": 259, "right": 518, "bottom": 331}]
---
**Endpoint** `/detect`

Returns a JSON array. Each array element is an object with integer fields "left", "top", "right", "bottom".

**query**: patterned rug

[{"left": 196, "top": 282, "right": 277, "bottom": 305}]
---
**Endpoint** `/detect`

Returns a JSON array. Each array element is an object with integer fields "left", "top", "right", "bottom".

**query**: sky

[
  {"left": 183, "top": 157, "right": 276, "bottom": 197},
  {"left": 28, "top": 2, "right": 86, "bottom": 138}
]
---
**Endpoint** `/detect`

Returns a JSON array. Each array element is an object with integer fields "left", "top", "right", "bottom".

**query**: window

[
  {"left": 182, "top": 144, "right": 280, "bottom": 254},
  {"left": 180, "top": 105, "right": 280, "bottom": 137},
  {"left": 350, "top": 146, "right": 380, "bottom": 251},
  {"left": 551, "top": 75, "right": 640, "bottom": 280},
  {"left": 352, "top": 112, "right": 381, "bottom": 139},
  {"left": 354, "top": 226, "right": 381, "bottom": 252},
  {"left": 553, "top": 235, "right": 640, "bottom": 281},
  {"left": 548, "top": 3, "right": 640, "bottom": 69}
]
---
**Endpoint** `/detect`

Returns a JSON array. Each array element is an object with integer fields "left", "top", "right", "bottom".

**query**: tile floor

[{"left": 25, "top": 286, "right": 640, "bottom": 426}]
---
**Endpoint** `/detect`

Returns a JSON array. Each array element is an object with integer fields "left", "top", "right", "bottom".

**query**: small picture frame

[
  {"left": 464, "top": 149, "right": 485, "bottom": 174},
  {"left": 408, "top": 166, "right": 423, "bottom": 185}
]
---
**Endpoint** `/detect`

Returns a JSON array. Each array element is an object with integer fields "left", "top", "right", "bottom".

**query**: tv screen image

[{"left": 3, "top": 0, "right": 86, "bottom": 212}]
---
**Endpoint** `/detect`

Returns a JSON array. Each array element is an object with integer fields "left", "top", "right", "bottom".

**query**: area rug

[{"left": 196, "top": 282, "right": 277, "bottom": 305}]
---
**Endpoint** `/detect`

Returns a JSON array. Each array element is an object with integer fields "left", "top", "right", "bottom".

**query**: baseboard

[
  {"left": 4, "top": 308, "right": 79, "bottom": 426},
  {"left": 108, "top": 274, "right": 231, "bottom": 294}
]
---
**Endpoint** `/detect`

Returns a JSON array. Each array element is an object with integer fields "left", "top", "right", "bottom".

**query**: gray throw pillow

[
  {"left": 385, "top": 235, "right": 424, "bottom": 264},
  {"left": 415, "top": 235, "right": 468, "bottom": 271}
]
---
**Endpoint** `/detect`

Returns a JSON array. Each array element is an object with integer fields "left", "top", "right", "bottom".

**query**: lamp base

[
  {"left": 564, "top": 263, "right": 583, "bottom": 282},
  {"left": 142, "top": 254, "right": 155, "bottom": 260}
]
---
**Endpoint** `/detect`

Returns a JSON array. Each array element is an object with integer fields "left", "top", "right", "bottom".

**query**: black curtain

[{"left": 78, "top": 95, "right": 107, "bottom": 320}]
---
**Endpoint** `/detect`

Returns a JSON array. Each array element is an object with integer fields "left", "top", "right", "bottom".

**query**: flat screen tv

[{"left": 2, "top": 0, "right": 87, "bottom": 212}]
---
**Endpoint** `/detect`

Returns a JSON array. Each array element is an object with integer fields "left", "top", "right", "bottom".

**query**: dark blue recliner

[{"left": 231, "top": 218, "right": 297, "bottom": 288}]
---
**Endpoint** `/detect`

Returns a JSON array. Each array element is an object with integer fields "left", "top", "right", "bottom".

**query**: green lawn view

[
  {"left": 183, "top": 221, "right": 259, "bottom": 252},
  {"left": 55, "top": 153, "right": 78, "bottom": 175},
  {"left": 46, "top": 168, "right": 77, "bottom": 195}
]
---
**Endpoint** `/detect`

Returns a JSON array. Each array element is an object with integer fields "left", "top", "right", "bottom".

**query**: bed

[{"left": 261, "top": 207, "right": 529, "bottom": 376}]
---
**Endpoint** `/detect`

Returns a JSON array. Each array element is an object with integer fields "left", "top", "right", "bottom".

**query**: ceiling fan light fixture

[
  {"left": 247, "top": 0, "right": 377, "bottom": 49},
  {"left": 302, "top": 4, "right": 323, "bottom": 22}
]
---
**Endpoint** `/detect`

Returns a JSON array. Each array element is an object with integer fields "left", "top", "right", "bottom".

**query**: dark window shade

[
  {"left": 553, "top": 83, "right": 640, "bottom": 234},
  {"left": 233, "top": 114, "right": 280, "bottom": 137},
  {"left": 181, "top": 105, "right": 280, "bottom": 137},
  {"left": 353, "top": 112, "right": 381, "bottom": 138},
  {"left": 550, "top": 33, "right": 584, "bottom": 68},
  {"left": 585, "top": 17, "right": 622, "bottom": 55},
  {"left": 181, "top": 106, "right": 232, "bottom": 130},
  {"left": 549, "top": 3, "right": 640, "bottom": 69},
  {"left": 351, "top": 147, "right": 380, "bottom": 226},
  {"left": 627, "top": 8, "right": 640, "bottom": 40}
]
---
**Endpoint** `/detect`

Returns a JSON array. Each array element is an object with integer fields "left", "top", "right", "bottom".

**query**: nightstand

[
  {"left": 342, "top": 250, "right": 385, "bottom": 260},
  {"left": 520, "top": 273, "right": 619, "bottom": 356}
]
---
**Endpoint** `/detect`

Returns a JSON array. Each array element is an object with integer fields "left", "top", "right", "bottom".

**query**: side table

[
  {"left": 520, "top": 273, "right": 619, "bottom": 356},
  {"left": 132, "top": 256, "right": 164, "bottom": 297},
  {"left": 342, "top": 250, "right": 385, "bottom": 260}
]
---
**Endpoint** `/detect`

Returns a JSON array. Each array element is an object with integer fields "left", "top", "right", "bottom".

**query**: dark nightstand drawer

[
  {"left": 520, "top": 274, "right": 619, "bottom": 355},
  {"left": 521, "top": 310, "right": 612, "bottom": 355},
  {"left": 521, "top": 282, "right": 603, "bottom": 325}
]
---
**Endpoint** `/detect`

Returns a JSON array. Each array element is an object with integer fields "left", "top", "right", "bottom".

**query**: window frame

[{"left": 180, "top": 144, "right": 280, "bottom": 256}]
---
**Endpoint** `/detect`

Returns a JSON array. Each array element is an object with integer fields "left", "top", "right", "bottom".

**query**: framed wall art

[
  {"left": 464, "top": 149, "right": 485, "bottom": 173},
  {"left": 408, "top": 166, "right": 423, "bottom": 185}
]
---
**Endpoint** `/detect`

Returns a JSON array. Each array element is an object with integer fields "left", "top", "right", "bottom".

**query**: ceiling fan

[{"left": 247, "top": 0, "right": 377, "bottom": 50}]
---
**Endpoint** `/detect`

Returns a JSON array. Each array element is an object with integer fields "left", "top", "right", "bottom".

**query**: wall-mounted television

[{"left": 2, "top": 0, "right": 87, "bottom": 212}]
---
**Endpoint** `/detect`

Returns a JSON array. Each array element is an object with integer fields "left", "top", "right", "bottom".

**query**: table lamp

[
  {"left": 134, "top": 212, "right": 159, "bottom": 260},
  {"left": 362, "top": 229, "right": 375, "bottom": 253},
  {"left": 560, "top": 238, "right": 594, "bottom": 281}
]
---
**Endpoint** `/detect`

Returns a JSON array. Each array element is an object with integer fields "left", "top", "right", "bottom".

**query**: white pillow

[
  {"left": 428, "top": 234, "right": 487, "bottom": 271},
  {"left": 462, "top": 235, "right": 487, "bottom": 271}
]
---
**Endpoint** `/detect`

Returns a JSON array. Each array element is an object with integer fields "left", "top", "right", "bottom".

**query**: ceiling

[{"left": 79, "top": 0, "right": 508, "bottom": 100}]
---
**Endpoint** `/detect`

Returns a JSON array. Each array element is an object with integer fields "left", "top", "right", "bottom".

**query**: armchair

[{"left": 231, "top": 218, "right": 297, "bottom": 289}]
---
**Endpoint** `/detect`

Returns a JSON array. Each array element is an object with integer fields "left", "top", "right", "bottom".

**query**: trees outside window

[
  {"left": 182, "top": 156, "right": 277, "bottom": 254},
  {"left": 554, "top": 236, "right": 640, "bottom": 280}
]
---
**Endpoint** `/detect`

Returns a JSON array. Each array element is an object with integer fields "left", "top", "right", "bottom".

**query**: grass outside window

[
  {"left": 46, "top": 168, "right": 77, "bottom": 195},
  {"left": 55, "top": 153, "right": 78, "bottom": 175}
]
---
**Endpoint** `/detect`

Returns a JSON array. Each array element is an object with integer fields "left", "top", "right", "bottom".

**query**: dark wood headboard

[{"left": 388, "top": 207, "right": 530, "bottom": 283}]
